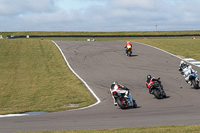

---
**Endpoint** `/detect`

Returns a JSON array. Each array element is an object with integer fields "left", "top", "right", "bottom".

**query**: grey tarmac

[{"left": 0, "top": 41, "right": 200, "bottom": 133}]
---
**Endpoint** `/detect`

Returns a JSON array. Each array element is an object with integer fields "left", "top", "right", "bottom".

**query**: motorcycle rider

[
  {"left": 110, "top": 81, "right": 129, "bottom": 106},
  {"left": 124, "top": 41, "right": 132, "bottom": 56},
  {"left": 182, "top": 65, "right": 197, "bottom": 85},
  {"left": 146, "top": 75, "right": 161, "bottom": 94},
  {"left": 179, "top": 61, "right": 189, "bottom": 74}
]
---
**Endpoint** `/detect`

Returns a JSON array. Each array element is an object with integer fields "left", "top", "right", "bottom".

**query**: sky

[{"left": 0, "top": 0, "right": 200, "bottom": 31}]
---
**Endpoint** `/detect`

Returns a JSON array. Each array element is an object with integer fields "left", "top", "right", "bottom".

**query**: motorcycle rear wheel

[
  {"left": 132, "top": 99, "right": 137, "bottom": 108},
  {"left": 127, "top": 50, "right": 132, "bottom": 57},
  {"left": 153, "top": 89, "right": 162, "bottom": 99},
  {"left": 116, "top": 97, "right": 127, "bottom": 109},
  {"left": 192, "top": 79, "right": 199, "bottom": 89}
]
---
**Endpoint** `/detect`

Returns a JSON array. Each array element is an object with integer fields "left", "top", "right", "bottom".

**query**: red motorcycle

[{"left": 146, "top": 78, "right": 166, "bottom": 99}]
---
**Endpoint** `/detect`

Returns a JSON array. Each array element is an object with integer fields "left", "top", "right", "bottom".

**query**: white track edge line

[
  {"left": 135, "top": 41, "right": 183, "bottom": 60},
  {"left": 134, "top": 41, "right": 200, "bottom": 67},
  {"left": 0, "top": 41, "right": 101, "bottom": 118},
  {"left": 0, "top": 114, "right": 29, "bottom": 118},
  {"left": 52, "top": 41, "right": 101, "bottom": 111}
]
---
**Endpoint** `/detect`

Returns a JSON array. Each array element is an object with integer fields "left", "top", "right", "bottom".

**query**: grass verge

[
  {"left": 20, "top": 125, "right": 200, "bottom": 133},
  {"left": 0, "top": 39, "right": 96, "bottom": 114},
  {"left": 134, "top": 37, "right": 200, "bottom": 61}
]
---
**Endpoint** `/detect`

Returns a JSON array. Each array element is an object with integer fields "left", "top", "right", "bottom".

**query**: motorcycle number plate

[{"left": 127, "top": 45, "right": 131, "bottom": 48}]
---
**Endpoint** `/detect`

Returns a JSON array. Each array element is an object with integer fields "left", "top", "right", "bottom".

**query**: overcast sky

[{"left": 0, "top": 0, "right": 200, "bottom": 31}]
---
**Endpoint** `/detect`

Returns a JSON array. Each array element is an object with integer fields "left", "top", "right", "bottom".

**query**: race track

[{"left": 1, "top": 41, "right": 200, "bottom": 133}]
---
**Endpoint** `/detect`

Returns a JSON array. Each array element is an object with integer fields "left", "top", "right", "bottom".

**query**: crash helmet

[
  {"left": 180, "top": 60, "right": 185, "bottom": 65},
  {"left": 147, "top": 74, "right": 151, "bottom": 79},
  {"left": 112, "top": 81, "right": 118, "bottom": 85},
  {"left": 114, "top": 84, "right": 119, "bottom": 90},
  {"left": 188, "top": 65, "right": 192, "bottom": 69}
]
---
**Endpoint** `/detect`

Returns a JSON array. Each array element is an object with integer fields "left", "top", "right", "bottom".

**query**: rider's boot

[
  {"left": 126, "top": 50, "right": 128, "bottom": 56},
  {"left": 189, "top": 81, "right": 192, "bottom": 86},
  {"left": 149, "top": 88, "right": 153, "bottom": 94},
  {"left": 114, "top": 99, "right": 117, "bottom": 106},
  {"left": 187, "top": 81, "right": 192, "bottom": 86},
  {"left": 124, "top": 91, "right": 129, "bottom": 98}
]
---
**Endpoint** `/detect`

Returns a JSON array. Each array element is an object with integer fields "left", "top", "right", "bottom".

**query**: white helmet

[
  {"left": 188, "top": 65, "right": 192, "bottom": 69},
  {"left": 180, "top": 61, "right": 184, "bottom": 64}
]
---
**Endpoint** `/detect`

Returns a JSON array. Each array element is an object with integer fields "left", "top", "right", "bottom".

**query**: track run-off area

[{"left": 0, "top": 41, "right": 200, "bottom": 133}]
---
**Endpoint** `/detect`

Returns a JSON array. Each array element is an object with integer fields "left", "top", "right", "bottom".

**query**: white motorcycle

[
  {"left": 110, "top": 85, "right": 137, "bottom": 109},
  {"left": 182, "top": 65, "right": 199, "bottom": 89}
]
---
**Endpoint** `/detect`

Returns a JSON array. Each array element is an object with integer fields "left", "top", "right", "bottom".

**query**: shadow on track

[
  {"left": 125, "top": 54, "right": 138, "bottom": 57},
  {"left": 153, "top": 95, "right": 170, "bottom": 100},
  {"left": 117, "top": 106, "right": 141, "bottom": 110}
]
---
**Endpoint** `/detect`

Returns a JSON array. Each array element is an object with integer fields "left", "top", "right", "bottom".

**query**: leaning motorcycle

[
  {"left": 126, "top": 45, "right": 132, "bottom": 57},
  {"left": 182, "top": 67, "right": 199, "bottom": 89},
  {"left": 148, "top": 78, "right": 166, "bottom": 99},
  {"left": 110, "top": 87, "right": 137, "bottom": 109}
]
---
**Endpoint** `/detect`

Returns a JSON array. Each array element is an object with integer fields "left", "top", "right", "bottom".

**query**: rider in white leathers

[
  {"left": 179, "top": 61, "right": 189, "bottom": 74},
  {"left": 110, "top": 81, "right": 129, "bottom": 106},
  {"left": 182, "top": 65, "right": 197, "bottom": 85}
]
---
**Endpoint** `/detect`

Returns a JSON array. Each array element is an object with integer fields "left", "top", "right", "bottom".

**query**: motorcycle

[
  {"left": 110, "top": 86, "right": 137, "bottom": 109},
  {"left": 182, "top": 66, "right": 199, "bottom": 89},
  {"left": 147, "top": 78, "right": 166, "bottom": 99},
  {"left": 126, "top": 45, "right": 132, "bottom": 57}
]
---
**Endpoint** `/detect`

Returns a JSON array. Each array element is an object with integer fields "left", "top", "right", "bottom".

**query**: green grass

[
  {"left": 20, "top": 125, "right": 200, "bottom": 133},
  {"left": 0, "top": 39, "right": 96, "bottom": 114},
  {"left": 134, "top": 37, "right": 200, "bottom": 61}
]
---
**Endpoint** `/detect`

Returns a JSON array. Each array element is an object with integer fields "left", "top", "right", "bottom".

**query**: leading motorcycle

[{"left": 126, "top": 45, "right": 132, "bottom": 57}]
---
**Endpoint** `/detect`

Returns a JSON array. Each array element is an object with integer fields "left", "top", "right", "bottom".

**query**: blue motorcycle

[{"left": 182, "top": 65, "right": 199, "bottom": 89}]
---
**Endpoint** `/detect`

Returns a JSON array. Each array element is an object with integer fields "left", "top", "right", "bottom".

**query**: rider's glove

[{"left": 181, "top": 72, "right": 184, "bottom": 75}]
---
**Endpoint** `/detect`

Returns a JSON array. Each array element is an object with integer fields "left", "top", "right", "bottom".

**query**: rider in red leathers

[
  {"left": 124, "top": 41, "right": 132, "bottom": 56},
  {"left": 146, "top": 75, "right": 161, "bottom": 94}
]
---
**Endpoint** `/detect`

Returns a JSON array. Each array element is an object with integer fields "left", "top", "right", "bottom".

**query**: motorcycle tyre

[
  {"left": 127, "top": 50, "right": 132, "bottom": 57},
  {"left": 116, "top": 97, "right": 127, "bottom": 109},
  {"left": 160, "top": 85, "right": 167, "bottom": 98},
  {"left": 153, "top": 89, "right": 162, "bottom": 99},
  {"left": 162, "top": 90, "right": 167, "bottom": 98},
  {"left": 132, "top": 99, "right": 137, "bottom": 108},
  {"left": 192, "top": 79, "right": 199, "bottom": 89}
]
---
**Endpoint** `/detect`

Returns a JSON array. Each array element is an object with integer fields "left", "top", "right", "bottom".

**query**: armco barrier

[{"left": 6, "top": 34, "right": 200, "bottom": 39}]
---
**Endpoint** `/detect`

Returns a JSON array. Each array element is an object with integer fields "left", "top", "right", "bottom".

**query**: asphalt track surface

[{"left": 1, "top": 41, "right": 200, "bottom": 133}]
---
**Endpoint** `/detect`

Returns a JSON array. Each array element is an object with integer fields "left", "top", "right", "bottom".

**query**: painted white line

[
  {"left": 0, "top": 114, "right": 29, "bottom": 118},
  {"left": 136, "top": 42, "right": 200, "bottom": 68},
  {"left": 135, "top": 42, "right": 182, "bottom": 59},
  {"left": 184, "top": 58, "right": 195, "bottom": 60},
  {"left": 52, "top": 41, "right": 101, "bottom": 111},
  {"left": 183, "top": 58, "right": 200, "bottom": 68}
]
